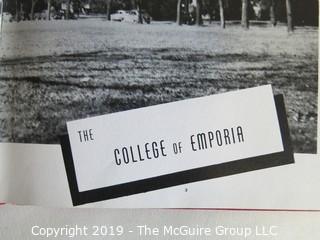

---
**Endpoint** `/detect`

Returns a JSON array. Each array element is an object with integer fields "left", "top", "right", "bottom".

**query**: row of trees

[
  {"left": 177, "top": 0, "right": 293, "bottom": 29},
  {"left": 4, "top": 0, "right": 318, "bottom": 31},
  {"left": 176, "top": 0, "right": 318, "bottom": 32}
]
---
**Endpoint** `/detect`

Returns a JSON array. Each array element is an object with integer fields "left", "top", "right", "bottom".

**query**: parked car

[
  {"left": 110, "top": 10, "right": 129, "bottom": 22},
  {"left": 110, "top": 9, "right": 151, "bottom": 24},
  {"left": 127, "top": 10, "right": 151, "bottom": 24}
]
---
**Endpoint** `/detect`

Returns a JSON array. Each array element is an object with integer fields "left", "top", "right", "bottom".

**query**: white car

[
  {"left": 125, "top": 10, "right": 151, "bottom": 24},
  {"left": 110, "top": 10, "right": 129, "bottom": 22},
  {"left": 110, "top": 10, "right": 151, "bottom": 24}
]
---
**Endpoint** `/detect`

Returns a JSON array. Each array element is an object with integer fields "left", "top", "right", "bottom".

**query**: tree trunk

[
  {"left": 285, "top": 0, "right": 294, "bottom": 32},
  {"left": 106, "top": 0, "right": 112, "bottom": 20},
  {"left": 195, "top": 0, "right": 201, "bottom": 26},
  {"left": 241, "top": 0, "right": 249, "bottom": 29},
  {"left": 185, "top": 0, "right": 190, "bottom": 24},
  {"left": 270, "top": 0, "right": 276, "bottom": 26},
  {"left": 185, "top": 0, "right": 189, "bottom": 15},
  {"left": 74, "top": 0, "right": 78, "bottom": 18},
  {"left": 47, "top": 0, "right": 51, "bottom": 20},
  {"left": 131, "top": 0, "right": 136, "bottom": 9},
  {"left": 0, "top": 0, "right": 4, "bottom": 35},
  {"left": 177, "top": 0, "right": 182, "bottom": 25},
  {"left": 218, "top": 0, "right": 225, "bottom": 28},
  {"left": 31, "top": 0, "right": 38, "bottom": 20},
  {"left": 66, "top": 0, "right": 70, "bottom": 20},
  {"left": 137, "top": 0, "right": 143, "bottom": 24},
  {"left": 15, "top": 0, "right": 19, "bottom": 21}
]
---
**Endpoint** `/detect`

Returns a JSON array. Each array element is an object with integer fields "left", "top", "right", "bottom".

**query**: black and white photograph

[{"left": 0, "top": 0, "right": 318, "bottom": 153}]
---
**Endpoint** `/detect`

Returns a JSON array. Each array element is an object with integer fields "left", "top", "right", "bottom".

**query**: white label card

[{"left": 63, "top": 85, "right": 293, "bottom": 205}]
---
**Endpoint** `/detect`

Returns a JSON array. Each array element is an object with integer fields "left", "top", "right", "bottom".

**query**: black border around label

[{"left": 60, "top": 94, "right": 294, "bottom": 206}]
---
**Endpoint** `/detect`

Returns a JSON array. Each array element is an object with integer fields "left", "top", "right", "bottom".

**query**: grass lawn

[{"left": 0, "top": 19, "right": 318, "bottom": 153}]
